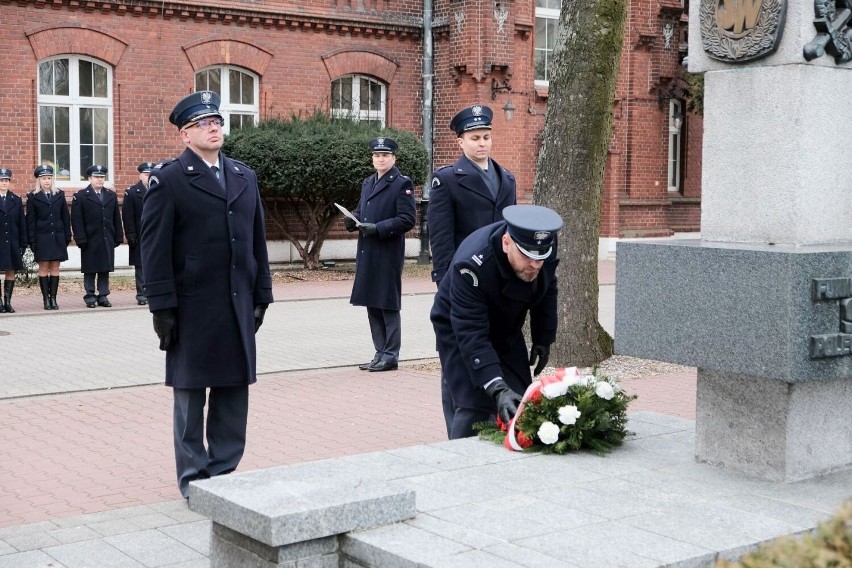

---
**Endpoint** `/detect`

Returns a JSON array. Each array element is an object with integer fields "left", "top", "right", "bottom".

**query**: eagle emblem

[
  {"left": 201, "top": 91, "right": 213, "bottom": 105},
  {"left": 472, "top": 105, "right": 483, "bottom": 116}
]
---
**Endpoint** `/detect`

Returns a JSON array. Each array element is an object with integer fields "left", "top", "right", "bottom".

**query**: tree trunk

[{"left": 533, "top": 0, "right": 627, "bottom": 367}]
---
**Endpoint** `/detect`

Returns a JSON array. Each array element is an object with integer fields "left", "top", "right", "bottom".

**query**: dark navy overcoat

[
  {"left": 122, "top": 181, "right": 146, "bottom": 266},
  {"left": 140, "top": 148, "right": 274, "bottom": 390},
  {"left": 430, "top": 221, "right": 558, "bottom": 412},
  {"left": 70, "top": 186, "right": 123, "bottom": 273},
  {"left": 350, "top": 166, "right": 416, "bottom": 311},
  {"left": 0, "top": 192, "right": 27, "bottom": 271},
  {"left": 427, "top": 156, "right": 516, "bottom": 284},
  {"left": 26, "top": 190, "right": 71, "bottom": 262}
]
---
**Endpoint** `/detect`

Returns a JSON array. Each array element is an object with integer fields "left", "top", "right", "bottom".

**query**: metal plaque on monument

[{"left": 615, "top": 0, "right": 852, "bottom": 482}]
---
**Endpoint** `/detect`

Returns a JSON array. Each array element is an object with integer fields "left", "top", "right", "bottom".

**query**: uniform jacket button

[{"left": 473, "top": 358, "right": 480, "bottom": 365}]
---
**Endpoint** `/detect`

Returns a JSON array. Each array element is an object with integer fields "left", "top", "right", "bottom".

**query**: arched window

[
  {"left": 194, "top": 66, "right": 259, "bottom": 134},
  {"left": 535, "top": 0, "right": 560, "bottom": 85},
  {"left": 331, "top": 75, "right": 387, "bottom": 127},
  {"left": 37, "top": 56, "right": 112, "bottom": 184},
  {"left": 668, "top": 99, "right": 684, "bottom": 192}
]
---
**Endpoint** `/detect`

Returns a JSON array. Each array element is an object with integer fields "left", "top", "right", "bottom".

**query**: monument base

[{"left": 696, "top": 369, "right": 852, "bottom": 482}]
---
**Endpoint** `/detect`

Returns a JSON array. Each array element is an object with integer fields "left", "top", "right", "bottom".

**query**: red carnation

[
  {"left": 516, "top": 430, "right": 534, "bottom": 448},
  {"left": 529, "top": 390, "right": 543, "bottom": 404},
  {"left": 496, "top": 416, "right": 509, "bottom": 432}
]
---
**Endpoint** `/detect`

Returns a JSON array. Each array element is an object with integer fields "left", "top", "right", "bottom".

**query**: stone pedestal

[{"left": 615, "top": 0, "right": 851, "bottom": 481}]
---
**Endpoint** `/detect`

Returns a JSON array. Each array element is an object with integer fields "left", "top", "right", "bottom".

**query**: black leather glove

[
  {"left": 254, "top": 304, "right": 268, "bottom": 333},
  {"left": 152, "top": 309, "right": 178, "bottom": 351},
  {"left": 484, "top": 379, "right": 522, "bottom": 424},
  {"left": 358, "top": 223, "right": 378, "bottom": 237},
  {"left": 529, "top": 344, "right": 551, "bottom": 376},
  {"left": 77, "top": 241, "right": 87, "bottom": 251},
  {"left": 343, "top": 217, "right": 357, "bottom": 232},
  {"left": 127, "top": 237, "right": 138, "bottom": 247}
]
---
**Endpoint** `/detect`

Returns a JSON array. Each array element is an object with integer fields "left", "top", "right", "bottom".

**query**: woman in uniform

[
  {"left": 26, "top": 165, "right": 71, "bottom": 310},
  {"left": 0, "top": 168, "right": 27, "bottom": 313}
]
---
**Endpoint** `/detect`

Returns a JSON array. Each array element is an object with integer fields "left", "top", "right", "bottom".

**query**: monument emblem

[
  {"left": 803, "top": 0, "right": 852, "bottom": 64},
  {"left": 700, "top": 0, "right": 787, "bottom": 62}
]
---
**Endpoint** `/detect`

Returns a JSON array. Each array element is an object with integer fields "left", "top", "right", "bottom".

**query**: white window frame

[
  {"left": 194, "top": 66, "right": 259, "bottom": 135},
  {"left": 331, "top": 75, "right": 387, "bottom": 127},
  {"left": 37, "top": 55, "right": 114, "bottom": 187},
  {"left": 668, "top": 99, "right": 683, "bottom": 192},
  {"left": 534, "top": 1, "right": 560, "bottom": 87}
]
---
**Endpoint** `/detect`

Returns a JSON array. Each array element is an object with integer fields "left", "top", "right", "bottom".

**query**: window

[
  {"left": 331, "top": 75, "right": 387, "bottom": 127},
  {"left": 668, "top": 99, "right": 683, "bottom": 192},
  {"left": 535, "top": 0, "right": 560, "bottom": 85},
  {"left": 37, "top": 56, "right": 112, "bottom": 184},
  {"left": 195, "top": 66, "right": 259, "bottom": 134}
]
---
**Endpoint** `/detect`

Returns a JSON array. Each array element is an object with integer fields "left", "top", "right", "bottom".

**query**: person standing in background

[
  {"left": 27, "top": 164, "right": 72, "bottom": 310},
  {"left": 344, "top": 137, "right": 416, "bottom": 372},
  {"left": 71, "top": 165, "right": 123, "bottom": 308},
  {"left": 0, "top": 168, "right": 26, "bottom": 313},
  {"left": 123, "top": 162, "right": 153, "bottom": 305}
]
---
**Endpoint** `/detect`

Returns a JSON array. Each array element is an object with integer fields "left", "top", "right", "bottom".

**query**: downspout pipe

[{"left": 418, "top": 0, "right": 434, "bottom": 264}]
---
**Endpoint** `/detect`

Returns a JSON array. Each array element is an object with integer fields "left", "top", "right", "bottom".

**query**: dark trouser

[
  {"left": 366, "top": 307, "right": 401, "bottom": 363},
  {"left": 133, "top": 265, "right": 145, "bottom": 302},
  {"left": 83, "top": 272, "right": 110, "bottom": 304},
  {"left": 441, "top": 372, "right": 494, "bottom": 439},
  {"left": 173, "top": 385, "right": 249, "bottom": 498}
]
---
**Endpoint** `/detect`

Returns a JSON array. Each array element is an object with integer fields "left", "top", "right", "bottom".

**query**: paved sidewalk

[{"left": 0, "top": 260, "right": 702, "bottom": 567}]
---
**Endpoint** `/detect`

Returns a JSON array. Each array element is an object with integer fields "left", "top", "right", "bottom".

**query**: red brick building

[{"left": 0, "top": 0, "right": 699, "bottom": 258}]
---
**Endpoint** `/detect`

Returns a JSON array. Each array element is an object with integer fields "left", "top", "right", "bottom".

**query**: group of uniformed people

[
  {"left": 0, "top": 162, "right": 152, "bottom": 311},
  {"left": 343, "top": 103, "right": 564, "bottom": 440}
]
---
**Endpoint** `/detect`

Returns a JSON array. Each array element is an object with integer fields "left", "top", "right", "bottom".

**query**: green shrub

[{"left": 717, "top": 499, "right": 852, "bottom": 568}]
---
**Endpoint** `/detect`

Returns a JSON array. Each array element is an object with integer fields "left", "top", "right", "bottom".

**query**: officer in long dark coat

[
  {"left": 123, "top": 162, "right": 152, "bottom": 305},
  {"left": 0, "top": 168, "right": 26, "bottom": 313},
  {"left": 427, "top": 104, "right": 516, "bottom": 286},
  {"left": 27, "top": 165, "right": 72, "bottom": 310},
  {"left": 141, "top": 90, "right": 273, "bottom": 498},
  {"left": 344, "top": 137, "right": 416, "bottom": 372},
  {"left": 430, "top": 205, "right": 563, "bottom": 439},
  {"left": 71, "top": 165, "right": 123, "bottom": 307}
]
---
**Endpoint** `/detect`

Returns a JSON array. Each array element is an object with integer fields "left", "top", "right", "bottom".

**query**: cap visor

[{"left": 514, "top": 241, "right": 552, "bottom": 261}]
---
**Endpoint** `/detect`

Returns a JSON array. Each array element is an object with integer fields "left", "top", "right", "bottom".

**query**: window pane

[
  {"left": 94, "top": 145, "right": 108, "bottom": 166},
  {"left": 195, "top": 72, "right": 206, "bottom": 92},
  {"left": 79, "top": 147, "right": 93, "bottom": 180},
  {"left": 229, "top": 70, "right": 241, "bottom": 105},
  {"left": 39, "top": 62, "right": 54, "bottom": 95},
  {"left": 535, "top": 17, "right": 548, "bottom": 50},
  {"left": 55, "top": 146, "right": 70, "bottom": 180},
  {"left": 547, "top": 19, "right": 558, "bottom": 50},
  {"left": 79, "top": 108, "right": 93, "bottom": 144},
  {"left": 332, "top": 78, "right": 352, "bottom": 110},
  {"left": 209, "top": 68, "right": 221, "bottom": 95},
  {"left": 93, "top": 108, "right": 108, "bottom": 143},
  {"left": 40, "top": 145, "right": 55, "bottom": 166},
  {"left": 536, "top": 0, "right": 560, "bottom": 9},
  {"left": 55, "top": 107, "right": 70, "bottom": 143},
  {"left": 93, "top": 64, "right": 108, "bottom": 98},
  {"left": 535, "top": 51, "right": 547, "bottom": 81},
  {"left": 79, "top": 60, "right": 93, "bottom": 97},
  {"left": 241, "top": 73, "right": 253, "bottom": 104},
  {"left": 39, "top": 107, "right": 55, "bottom": 142},
  {"left": 55, "top": 59, "right": 69, "bottom": 96}
]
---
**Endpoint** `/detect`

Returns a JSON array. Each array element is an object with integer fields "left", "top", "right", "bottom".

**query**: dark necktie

[
  {"left": 96, "top": 191, "right": 103, "bottom": 202},
  {"left": 212, "top": 166, "right": 226, "bottom": 190}
]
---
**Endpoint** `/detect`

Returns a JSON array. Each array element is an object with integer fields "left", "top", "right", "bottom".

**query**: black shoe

[
  {"left": 359, "top": 355, "right": 380, "bottom": 371},
  {"left": 86, "top": 302, "right": 97, "bottom": 308},
  {"left": 137, "top": 300, "right": 147, "bottom": 306},
  {"left": 368, "top": 360, "right": 398, "bottom": 372},
  {"left": 97, "top": 300, "right": 112, "bottom": 308}
]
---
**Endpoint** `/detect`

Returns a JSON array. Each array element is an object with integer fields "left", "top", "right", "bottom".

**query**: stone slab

[
  {"left": 188, "top": 472, "right": 415, "bottom": 547},
  {"left": 699, "top": 65, "right": 852, "bottom": 244},
  {"left": 615, "top": 240, "right": 852, "bottom": 380}
]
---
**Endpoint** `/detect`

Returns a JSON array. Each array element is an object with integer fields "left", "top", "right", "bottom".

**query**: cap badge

[
  {"left": 534, "top": 231, "right": 550, "bottom": 242},
  {"left": 472, "top": 105, "right": 483, "bottom": 116},
  {"left": 376, "top": 137, "right": 385, "bottom": 146},
  {"left": 97, "top": 166, "right": 103, "bottom": 173},
  {"left": 201, "top": 91, "right": 213, "bottom": 105}
]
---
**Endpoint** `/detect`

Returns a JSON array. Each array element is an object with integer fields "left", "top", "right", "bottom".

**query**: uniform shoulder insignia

[
  {"left": 149, "top": 175, "right": 160, "bottom": 187},
  {"left": 231, "top": 159, "right": 250, "bottom": 173},
  {"left": 459, "top": 268, "right": 479, "bottom": 287},
  {"left": 153, "top": 158, "right": 177, "bottom": 170}
]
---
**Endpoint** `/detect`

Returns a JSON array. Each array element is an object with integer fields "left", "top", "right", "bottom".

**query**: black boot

[
  {"left": 48, "top": 275, "right": 59, "bottom": 310},
  {"left": 3, "top": 280, "right": 15, "bottom": 313},
  {"left": 39, "top": 276, "right": 50, "bottom": 310}
]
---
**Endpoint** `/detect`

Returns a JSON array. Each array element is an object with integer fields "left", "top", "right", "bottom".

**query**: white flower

[
  {"left": 558, "top": 405, "right": 582, "bottom": 426},
  {"left": 538, "top": 421, "right": 560, "bottom": 445},
  {"left": 595, "top": 381, "right": 615, "bottom": 400},
  {"left": 541, "top": 380, "right": 570, "bottom": 399},
  {"left": 581, "top": 375, "right": 597, "bottom": 386}
]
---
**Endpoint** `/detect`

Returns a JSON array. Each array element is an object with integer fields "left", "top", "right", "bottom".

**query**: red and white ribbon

[{"left": 504, "top": 367, "right": 580, "bottom": 451}]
